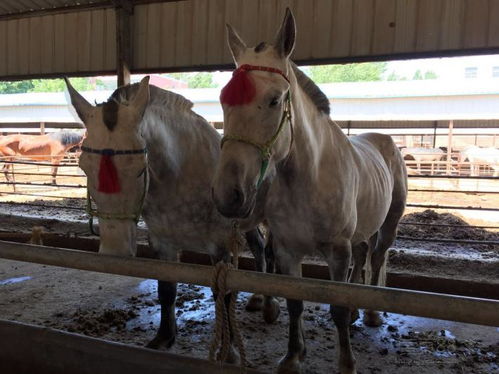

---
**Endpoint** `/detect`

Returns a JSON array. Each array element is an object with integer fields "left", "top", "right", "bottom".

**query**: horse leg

[
  {"left": 2, "top": 162, "right": 10, "bottom": 183},
  {"left": 262, "top": 232, "right": 280, "bottom": 323},
  {"left": 145, "top": 237, "right": 178, "bottom": 349},
  {"left": 346, "top": 240, "right": 369, "bottom": 323},
  {"left": 146, "top": 280, "right": 178, "bottom": 349},
  {"left": 363, "top": 204, "right": 405, "bottom": 328},
  {"left": 51, "top": 158, "right": 61, "bottom": 185},
  {"left": 244, "top": 227, "right": 266, "bottom": 311},
  {"left": 324, "top": 240, "right": 356, "bottom": 374},
  {"left": 276, "top": 254, "right": 306, "bottom": 374}
]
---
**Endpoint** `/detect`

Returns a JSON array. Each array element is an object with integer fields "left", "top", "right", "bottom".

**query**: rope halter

[
  {"left": 220, "top": 64, "right": 293, "bottom": 188},
  {"left": 81, "top": 145, "right": 148, "bottom": 235}
]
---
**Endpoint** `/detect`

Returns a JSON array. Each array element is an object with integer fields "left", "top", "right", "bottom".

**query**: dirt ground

[
  {"left": 0, "top": 177, "right": 498, "bottom": 373},
  {"left": 0, "top": 260, "right": 498, "bottom": 374}
]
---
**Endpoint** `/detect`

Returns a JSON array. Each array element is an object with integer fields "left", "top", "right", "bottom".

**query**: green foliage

[
  {"left": 424, "top": 70, "right": 438, "bottom": 79},
  {"left": 308, "top": 62, "right": 387, "bottom": 83},
  {"left": 413, "top": 70, "right": 423, "bottom": 80},
  {"left": 30, "top": 78, "right": 104, "bottom": 92},
  {"left": 168, "top": 72, "right": 217, "bottom": 88},
  {"left": 387, "top": 72, "right": 407, "bottom": 81},
  {"left": 412, "top": 69, "right": 438, "bottom": 80},
  {"left": 0, "top": 77, "right": 105, "bottom": 94},
  {"left": 0, "top": 80, "right": 34, "bottom": 94}
]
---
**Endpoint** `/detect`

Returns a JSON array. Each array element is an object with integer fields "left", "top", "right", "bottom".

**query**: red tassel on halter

[
  {"left": 220, "top": 65, "right": 256, "bottom": 106},
  {"left": 98, "top": 154, "right": 121, "bottom": 193}
]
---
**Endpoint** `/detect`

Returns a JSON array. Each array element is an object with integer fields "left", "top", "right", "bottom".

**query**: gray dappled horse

[
  {"left": 65, "top": 77, "right": 278, "bottom": 362},
  {"left": 212, "top": 9, "right": 408, "bottom": 374}
]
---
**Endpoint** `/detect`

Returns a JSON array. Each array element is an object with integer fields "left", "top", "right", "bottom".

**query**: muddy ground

[{"left": 0, "top": 199, "right": 498, "bottom": 373}]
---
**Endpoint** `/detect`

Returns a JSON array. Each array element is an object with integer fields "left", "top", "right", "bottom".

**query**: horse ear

[
  {"left": 226, "top": 23, "right": 247, "bottom": 62},
  {"left": 274, "top": 8, "right": 296, "bottom": 58},
  {"left": 64, "top": 77, "right": 93, "bottom": 123},
  {"left": 131, "top": 76, "right": 150, "bottom": 118}
]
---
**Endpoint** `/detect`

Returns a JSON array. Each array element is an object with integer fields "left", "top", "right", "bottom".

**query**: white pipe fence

[{"left": 0, "top": 240, "right": 497, "bottom": 327}]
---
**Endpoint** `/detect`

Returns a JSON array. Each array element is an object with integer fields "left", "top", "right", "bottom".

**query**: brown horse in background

[{"left": 0, "top": 131, "right": 84, "bottom": 186}]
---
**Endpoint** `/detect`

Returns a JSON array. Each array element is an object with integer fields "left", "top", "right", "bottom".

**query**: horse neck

[
  {"left": 286, "top": 66, "right": 349, "bottom": 172},
  {"left": 140, "top": 102, "right": 220, "bottom": 180}
]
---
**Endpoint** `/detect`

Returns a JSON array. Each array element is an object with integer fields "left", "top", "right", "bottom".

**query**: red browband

[
  {"left": 220, "top": 64, "right": 289, "bottom": 106},
  {"left": 238, "top": 64, "right": 290, "bottom": 83}
]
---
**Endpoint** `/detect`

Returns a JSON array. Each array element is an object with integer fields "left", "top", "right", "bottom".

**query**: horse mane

[
  {"left": 290, "top": 62, "right": 330, "bottom": 115},
  {"left": 101, "top": 83, "right": 194, "bottom": 131},
  {"left": 48, "top": 131, "right": 84, "bottom": 146}
]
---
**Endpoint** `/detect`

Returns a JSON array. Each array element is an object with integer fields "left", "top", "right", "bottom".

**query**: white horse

[
  {"left": 212, "top": 9, "right": 407, "bottom": 374},
  {"left": 460, "top": 145, "right": 499, "bottom": 176},
  {"left": 400, "top": 147, "right": 445, "bottom": 174},
  {"left": 65, "top": 78, "right": 279, "bottom": 361}
]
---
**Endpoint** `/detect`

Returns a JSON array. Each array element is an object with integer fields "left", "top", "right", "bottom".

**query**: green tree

[
  {"left": 386, "top": 71, "right": 407, "bottom": 81},
  {"left": 0, "top": 80, "right": 34, "bottom": 94},
  {"left": 30, "top": 77, "right": 104, "bottom": 92},
  {"left": 168, "top": 72, "right": 217, "bottom": 88},
  {"left": 424, "top": 70, "right": 438, "bottom": 79},
  {"left": 412, "top": 69, "right": 438, "bottom": 80},
  {"left": 412, "top": 70, "right": 423, "bottom": 80},
  {"left": 308, "top": 62, "right": 387, "bottom": 83}
]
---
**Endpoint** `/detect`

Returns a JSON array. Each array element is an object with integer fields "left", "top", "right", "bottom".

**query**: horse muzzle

[{"left": 212, "top": 185, "right": 254, "bottom": 219}]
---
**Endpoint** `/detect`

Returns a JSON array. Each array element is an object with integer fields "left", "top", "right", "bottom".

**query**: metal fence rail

[{"left": 0, "top": 241, "right": 497, "bottom": 327}]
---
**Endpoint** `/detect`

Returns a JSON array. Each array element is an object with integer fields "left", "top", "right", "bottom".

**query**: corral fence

[
  {"left": 0, "top": 139, "right": 498, "bottom": 373},
  {"left": 0, "top": 240, "right": 498, "bottom": 374},
  {"left": 1, "top": 155, "right": 497, "bottom": 246}
]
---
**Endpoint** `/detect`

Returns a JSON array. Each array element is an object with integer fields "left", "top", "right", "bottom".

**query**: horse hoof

[
  {"left": 146, "top": 334, "right": 175, "bottom": 349},
  {"left": 245, "top": 294, "right": 264, "bottom": 312},
  {"left": 263, "top": 297, "right": 280, "bottom": 323},
  {"left": 363, "top": 310, "right": 383, "bottom": 327},
  {"left": 277, "top": 355, "right": 302, "bottom": 374},
  {"left": 339, "top": 366, "right": 357, "bottom": 374}
]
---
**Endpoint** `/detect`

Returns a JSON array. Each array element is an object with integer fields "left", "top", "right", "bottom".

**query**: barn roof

[{"left": 0, "top": 1, "right": 167, "bottom": 20}]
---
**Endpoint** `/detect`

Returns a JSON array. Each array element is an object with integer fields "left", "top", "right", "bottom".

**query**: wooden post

[
  {"left": 115, "top": 0, "right": 133, "bottom": 87},
  {"left": 40, "top": 122, "right": 45, "bottom": 135},
  {"left": 0, "top": 320, "right": 264, "bottom": 374}
]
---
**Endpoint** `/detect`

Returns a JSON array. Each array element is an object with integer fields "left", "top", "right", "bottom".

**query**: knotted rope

[{"left": 209, "top": 222, "right": 247, "bottom": 369}]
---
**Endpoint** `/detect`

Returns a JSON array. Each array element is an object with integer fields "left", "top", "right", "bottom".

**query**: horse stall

[{"left": 1, "top": 1, "right": 499, "bottom": 374}]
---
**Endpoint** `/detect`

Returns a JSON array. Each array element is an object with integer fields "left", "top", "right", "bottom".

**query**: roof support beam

[{"left": 115, "top": 0, "right": 133, "bottom": 87}]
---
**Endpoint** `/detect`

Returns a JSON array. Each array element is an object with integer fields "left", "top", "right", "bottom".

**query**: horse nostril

[{"left": 232, "top": 187, "right": 244, "bottom": 207}]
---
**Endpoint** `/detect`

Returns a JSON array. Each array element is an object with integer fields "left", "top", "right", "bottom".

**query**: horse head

[
  {"left": 65, "top": 77, "right": 150, "bottom": 256},
  {"left": 212, "top": 8, "right": 296, "bottom": 218}
]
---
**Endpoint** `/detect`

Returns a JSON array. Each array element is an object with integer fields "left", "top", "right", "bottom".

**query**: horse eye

[{"left": 269, "top": 97, "right": 280, "bottom": 108}]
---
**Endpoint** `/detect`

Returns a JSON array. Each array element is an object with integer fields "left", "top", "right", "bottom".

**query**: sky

[
  {"left": 211, "top": 54, "right": 499, "bottom": 86},
  {"left": 384, "top": 54, "right": 499, "bottom": 81}
]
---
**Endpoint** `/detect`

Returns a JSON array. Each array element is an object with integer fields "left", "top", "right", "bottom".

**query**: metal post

[{"left": 447, "top": 120, "right": 453, "bottom": 175}]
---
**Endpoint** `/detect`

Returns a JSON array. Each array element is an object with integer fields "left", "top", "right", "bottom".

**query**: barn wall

[
  {"left": 1, "top": 0, "right": 499, "bottom": 79},
  {"left": 0, "top": 9, "right": 116, "bottom": 78}
]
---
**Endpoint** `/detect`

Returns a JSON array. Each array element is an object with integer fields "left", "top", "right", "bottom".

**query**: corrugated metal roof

[
  {"left": 0, "top": 1, "right": 171, "bottom": 19},
  {"left": 0, "top": 1, "right": 105, "bottom": 16}
]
